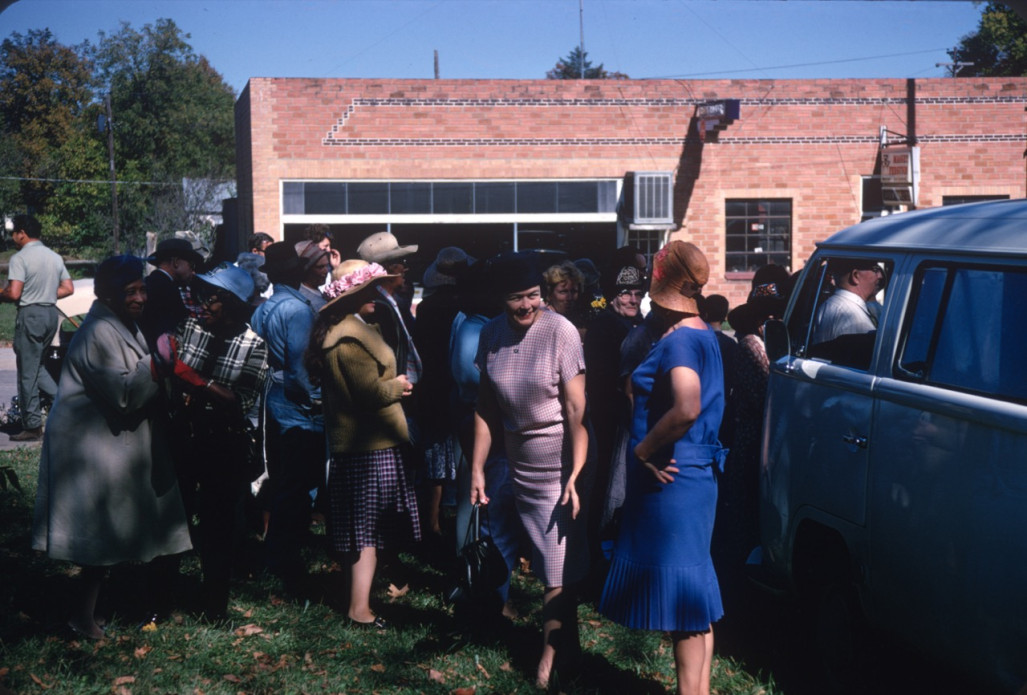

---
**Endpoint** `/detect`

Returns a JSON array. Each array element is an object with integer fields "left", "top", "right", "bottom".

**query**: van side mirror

[{"left": 764, "top": 319, "right": 790, "bottom": 362}]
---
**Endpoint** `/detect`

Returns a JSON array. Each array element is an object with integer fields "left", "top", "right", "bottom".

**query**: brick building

[{"left": 234, "top": 76, "right": 1026, "bottom": 306}]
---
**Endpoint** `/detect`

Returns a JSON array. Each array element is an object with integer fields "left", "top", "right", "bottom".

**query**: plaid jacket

[{"left": 175, "top": 317, "right": 269, "bottom": 415}]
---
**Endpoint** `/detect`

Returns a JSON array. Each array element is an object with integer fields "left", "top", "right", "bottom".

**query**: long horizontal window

[{"left": 282, "top": 180, "right": 618, "bottom": 216}]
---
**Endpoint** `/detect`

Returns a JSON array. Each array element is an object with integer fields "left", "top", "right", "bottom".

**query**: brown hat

[
  {"left": 648, "top": 241, "right": 709, "bottom": 314},
  {"left": 294, "top": 240, "right": 329, "bottom": 271},
  {"left": 320, "top": 260, "right": 397, "bottom": 314}
]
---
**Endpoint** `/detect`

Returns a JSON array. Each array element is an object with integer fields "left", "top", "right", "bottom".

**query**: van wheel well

[
  {"left": 792, "top": 520, "right": 854, "bottom": 601},
  {"left": 792, "top": 521, "right": 871, "bottom": 694}
]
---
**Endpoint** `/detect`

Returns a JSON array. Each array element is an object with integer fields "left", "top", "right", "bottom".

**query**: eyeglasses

[
  {"left": 617, "top": 289, "right": 645, "bottom": 299},
  {"left": 199, "top": 292, "right": 223, "bottom": 308}
]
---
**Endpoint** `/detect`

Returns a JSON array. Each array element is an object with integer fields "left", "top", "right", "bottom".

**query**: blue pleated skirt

[{"left": 599, "top": 450, "right": 723, "bottom": 632}]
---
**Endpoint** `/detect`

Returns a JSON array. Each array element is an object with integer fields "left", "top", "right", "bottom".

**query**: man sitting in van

[
  {"left": 808, "top": 258, "right": 884, "bottom": 369},
  {"left": 811, "top": 258, "right": 883, "bottom": 344}
]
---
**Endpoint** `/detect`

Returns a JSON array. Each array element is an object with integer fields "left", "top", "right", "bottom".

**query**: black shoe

[{"left": 348, "top": 615, "right": 388, "bottom": 630}]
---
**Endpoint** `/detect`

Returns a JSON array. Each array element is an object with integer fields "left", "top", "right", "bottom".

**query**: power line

[
  {"left": 0, "top": 175, "right": 229, "bottom": 186},
  {"left": 646, "top": 47, "right": 951, "bottom": 79}
]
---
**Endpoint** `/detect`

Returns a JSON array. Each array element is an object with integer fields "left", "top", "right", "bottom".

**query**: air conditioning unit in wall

[{"left": 621, "top": 171, "right": 674, "bottom": 227}]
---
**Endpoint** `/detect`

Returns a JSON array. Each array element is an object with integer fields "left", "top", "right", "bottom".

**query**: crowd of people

[{"left": 22, "top": 214, "right": 812, "bottom": 695}]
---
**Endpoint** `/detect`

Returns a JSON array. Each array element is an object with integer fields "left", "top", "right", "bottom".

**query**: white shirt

[{"left": 811, "top": 288, "right": 876, "bottom": 344}]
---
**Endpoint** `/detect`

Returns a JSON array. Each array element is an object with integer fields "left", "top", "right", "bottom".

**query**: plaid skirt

[{"left": 327, "top": 446, "right": 422, "bottom": 553}]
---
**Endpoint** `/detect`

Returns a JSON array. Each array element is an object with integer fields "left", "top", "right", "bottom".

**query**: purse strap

[{"left": 461, "top": 502, "right": 492, "bottom": 548}]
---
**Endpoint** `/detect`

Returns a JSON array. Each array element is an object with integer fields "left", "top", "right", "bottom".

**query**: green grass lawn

[{"left": 0, "top": 448, "right": 783, "bottom": 695}]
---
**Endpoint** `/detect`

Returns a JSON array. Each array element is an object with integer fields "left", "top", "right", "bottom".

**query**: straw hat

[
  {"left": 320, "top": 260, "right": 397, "bottom": 313},
  {"left": 648, "top": 241, "right": 710, "bottom": 314}
]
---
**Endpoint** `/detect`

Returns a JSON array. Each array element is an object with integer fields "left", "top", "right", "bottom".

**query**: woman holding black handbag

[{"left": 469, "top": 256, "right": 589, "bottom": 690}]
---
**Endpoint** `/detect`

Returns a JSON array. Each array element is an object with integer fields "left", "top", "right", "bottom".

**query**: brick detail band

[
  {"left": 323, "top": 95, "right": 1027, "bottom": 143},
  {"left": 322, "top": 133, "right": 1024, "bottom": 148}
]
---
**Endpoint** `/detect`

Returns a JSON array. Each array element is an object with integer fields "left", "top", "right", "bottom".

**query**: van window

[
  {"left": 897, "top": 264, "right": 1027, "bottom": 403},
  {"left": 786, "top": 256, "right": 891, "bottom": 370}
]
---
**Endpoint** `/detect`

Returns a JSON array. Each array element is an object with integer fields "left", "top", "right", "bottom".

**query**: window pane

[
  {"left": 518, "top": 182, "right": 558, "bottom": 213},
  {"left": 899, "top": 267, "right": 947, "bottom": 376},
  {"left": 941, "top": 194, "right": 1009, "bottom": 206},
  {"left": 763, "top": 200, "right": 792, "bottom": 216},
  {"left": 725, "top": 200, "right": 749, "bottom": 217},
  {"left": 598, "top": 181, "right": 617, "bottom": 213},
  {"left": 348, "top": 182, "right": 389, "bottom": 214},
  {"left": 304, "top": 182, "right": 346, "bottom": 214},
  {"left": 724, "top": 253, "right": 750, "bottom": 272},
  {"left": 283, "top": 182, "right": 304, "bottom": 215},
  {"left": 862, "top": 176, "right": 883, "bottom": 216},
  {"left": 475, "top": 182, "right": 515, "bottom": 213},
  {"left": 725, "top": 198, "right": 792, "bottom": 272},
  {"left": 433, "top": 182, "right": 473, "bottom": 214},
  {"left": 557, "top": 182, "right": 598, "bottom": 213},
  {"left": 929, "top": 268, "right": 1027, "bottom": 401},
  {"left": 390, "top": 183, "right": 431, "bottom": 214}
]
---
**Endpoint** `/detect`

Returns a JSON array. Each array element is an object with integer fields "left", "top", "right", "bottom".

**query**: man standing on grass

[{"left": 0, "top": 215, "right": 74, "bottom": 442}]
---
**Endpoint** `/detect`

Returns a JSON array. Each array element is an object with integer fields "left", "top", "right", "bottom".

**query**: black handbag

[{"left": 446, "top": 503, "right": 508, "bottom": 603}]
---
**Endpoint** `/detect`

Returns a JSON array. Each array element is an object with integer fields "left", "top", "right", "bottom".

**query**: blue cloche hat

[{"left": 196, "top": 262, "right": 255, "bottom": 303}]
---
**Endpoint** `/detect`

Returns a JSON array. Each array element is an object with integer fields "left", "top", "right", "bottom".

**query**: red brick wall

[{"left": 235, "top": 77, "right": 1027, "bottom": 307}]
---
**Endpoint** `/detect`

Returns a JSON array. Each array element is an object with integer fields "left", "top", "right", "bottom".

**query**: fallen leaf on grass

[
  {"left": 133, "top": 646, "right": 152, "bottom": 659},
  {"left": 370, "top": 663, "right": 386, "bottom": 673},
  {"left": 387, "top": 583, "right": 409, "bottom": 598},
  {"left": 428, "top": 669, "right": 446, "bottom": 684},
  {"left": 223, "top": 674, "right": 241, "bottom": 683},
  {"left": 451, "top": 687, "right": 476, "bottom": 695},
  {"left": 476, "top": 661, "right": 490, "bottom": 678},
  {"left": 29, "top": 673, "right": 51, "bottom": 689},
  {"left": 499, "top": 662, "right": 512, "bottom": 672},
  {"left": 234, "top": 624, "right": 264, "bottom": 636},
  {"left": 113, "top": 676, "right": 136, "bottom": 685}
]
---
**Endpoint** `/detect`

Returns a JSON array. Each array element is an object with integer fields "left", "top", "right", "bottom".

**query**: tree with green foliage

[
  {"left": 84, "top": 18, "right": 236, "bottom": 252},
  {"left": 947, "top": 2, "right": 1027, "bottom": 76},
  {"left": 0, "top": 29, "right": 94, "bottom": 216},
  {"left": 546, "top": 46, "right": 628, "bottom": 80}
]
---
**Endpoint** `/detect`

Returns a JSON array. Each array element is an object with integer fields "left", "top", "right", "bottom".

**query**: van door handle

[{"left": 842, "top": 434, "right": 868, "bottom": 449}]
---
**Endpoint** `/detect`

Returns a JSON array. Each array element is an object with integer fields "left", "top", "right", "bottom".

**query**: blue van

[{"left": 757, "top": 199, "right": 1027, "bottom": 692}]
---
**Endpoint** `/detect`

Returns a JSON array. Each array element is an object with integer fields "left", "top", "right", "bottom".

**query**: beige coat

[{"left": 32, "top": 301, "right": 192, "bottom": 565}]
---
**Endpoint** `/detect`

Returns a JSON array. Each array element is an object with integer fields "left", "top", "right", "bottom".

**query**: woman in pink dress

[{"left": 470, "top": 257, "right": 589, "bottom": 689}]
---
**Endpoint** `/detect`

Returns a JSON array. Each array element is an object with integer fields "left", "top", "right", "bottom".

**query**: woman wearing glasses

[
  {"left": 582, "top": 254, "right": 648, "bottom": 583},
  {"left": 159, "top": 263, "right": 269, "bottom": 620}
]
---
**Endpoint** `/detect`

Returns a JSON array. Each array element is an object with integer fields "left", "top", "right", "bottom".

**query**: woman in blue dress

[{"left": 599, "top": 241, "right": 727, "bottom": 695}]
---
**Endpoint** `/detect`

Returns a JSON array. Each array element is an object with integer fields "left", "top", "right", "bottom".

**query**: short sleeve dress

[
  {"left": 476, "top": 309, "right": 588, "bottom": 587},
  {"left": 599, "top": 324, "right": 727, "bottom": 632}
]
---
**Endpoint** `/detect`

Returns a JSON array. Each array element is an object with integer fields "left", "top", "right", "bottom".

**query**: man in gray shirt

[{"left": 0, "top": 215, "right": 74, "bottom": 441}]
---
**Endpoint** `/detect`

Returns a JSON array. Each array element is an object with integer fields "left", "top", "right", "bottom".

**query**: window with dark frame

[
  {"left": 896, "top": 263, "right": 1027, "bottom": 403},
  {"left": 280, "top": 180, "right": 617, "bottom": 216},
  {"left": 941, "top": 195, "right": 1010, "bottom": 206},
  {"left": 725, "top": 198, "right": 792, "bottom": 273}
]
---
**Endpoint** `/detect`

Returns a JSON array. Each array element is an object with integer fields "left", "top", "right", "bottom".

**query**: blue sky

[{"left": 2, "top": 0, "right": 984, "bottom": 95}]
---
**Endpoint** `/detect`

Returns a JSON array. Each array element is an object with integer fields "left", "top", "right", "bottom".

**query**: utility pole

[
  {"left": 434, "top": 49, "right": 439, "bottom": 79},
  {"left": 936, "top": 61, "right": 974, "bottom": 77},
  {"left": 579, "top": 0, "right": 585, "bottom": 78},
  {"left": 102, "top": 93, "right": 121, "bottom": 253}
]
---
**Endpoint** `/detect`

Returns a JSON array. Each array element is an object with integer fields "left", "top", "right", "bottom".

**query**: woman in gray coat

[{"left": 32, "top": 255, "right": 192, "bottom": 639}]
